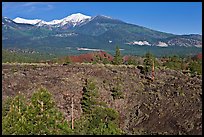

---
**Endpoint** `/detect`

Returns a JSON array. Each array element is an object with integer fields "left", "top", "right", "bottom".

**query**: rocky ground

[{"left": 2, "top": 63, "right": 202, "bottom": 135}]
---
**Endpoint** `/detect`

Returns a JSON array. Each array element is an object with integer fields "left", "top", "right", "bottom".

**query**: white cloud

[
  {"left": 21, "top": 2, "right": 42, "bottom": 7},
  {"left": 22, "top": 2, "right": 55, "bottom": 11},
  {"left": 3, "top": 2, "right": 55, "bottom": 15}
]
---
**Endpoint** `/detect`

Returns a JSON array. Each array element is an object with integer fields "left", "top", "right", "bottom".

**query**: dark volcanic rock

[{"left": 2, "top": 63, "right": 202, "bottom": 135}]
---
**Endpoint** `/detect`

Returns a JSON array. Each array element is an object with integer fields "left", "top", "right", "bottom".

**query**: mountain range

[{"left": 2, "top": 13, "right": 202, "bottom": 56}]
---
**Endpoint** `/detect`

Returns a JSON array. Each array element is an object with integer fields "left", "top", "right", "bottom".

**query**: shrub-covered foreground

[{"left": 2, "top": 87, "right": 123, "bottom": 135}]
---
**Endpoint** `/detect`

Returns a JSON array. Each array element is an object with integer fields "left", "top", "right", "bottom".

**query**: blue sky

[{"left": 2, "top": 2, "right": 202, "bottom": 35}]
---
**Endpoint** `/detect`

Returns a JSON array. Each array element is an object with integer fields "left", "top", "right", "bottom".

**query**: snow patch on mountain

[
  {"left": 156, "top": 41, "right": 168, "bottom": 47},
  {"left": 13, "top": 17, "right": 42, "bottom": 25},
  {"left": 100, "top": 15, "right": 112, "bottom": 19},
  {"left": 53, "top": 33, "right": 78, "bottom": 37},
  {"left": 46, "top": 19, "right": 63, "bottom": 25},
  {"left": 194, "top": 44, "right": 202, "bottom": 48},
  {"left": 3, "top": 17, "right": 12, "bottom": 23},
  {"left": 77, "top": 47, "right": 103, "bottom": 51},
  {"left": 126, "top": 41, "right": 151, "bottom": 46},
  {"left": 5, "top": 19, "right": 11, "bottom": 23},
  {"left": 36, "top": 21, "right": 47, "bottom": 26}
]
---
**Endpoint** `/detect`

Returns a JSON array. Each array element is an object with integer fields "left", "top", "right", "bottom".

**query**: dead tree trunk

[
  {"left": 71, "top": 97, "right": 74, "bottom": 129},
  {"left": 152, "top": 61, "right": 155, "bottom": 81}
]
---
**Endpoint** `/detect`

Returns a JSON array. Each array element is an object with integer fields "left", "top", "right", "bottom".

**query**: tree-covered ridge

[{"left": 2, "top": 49, "right": 57, "bottom": 63}]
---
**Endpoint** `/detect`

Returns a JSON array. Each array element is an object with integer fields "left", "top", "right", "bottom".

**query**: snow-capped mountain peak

[
  {"left": 13, "top": 13, "right": 91, "bottom": 27},
  {"left": 60, "top": 13, "right": 91, "bottom": 26},
  {"left": 63, "top": 13, "right": 91, "bottom": 20},
  {"left": 13, "top": 17, "right": 42, "bottom": 25}
]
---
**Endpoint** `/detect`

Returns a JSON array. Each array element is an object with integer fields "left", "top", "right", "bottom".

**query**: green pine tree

[
  {"left": 81, "top": 79, "right": 99, "bottom": 114},
  {"left": 113, "top": 46, "right": 123, "bottom": 65},
  {"left": 2, "top": 88, "right": 73, "bottom": 135},
  {"left": 143, "top": 52, "right": 155, "bottom": 75}
]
